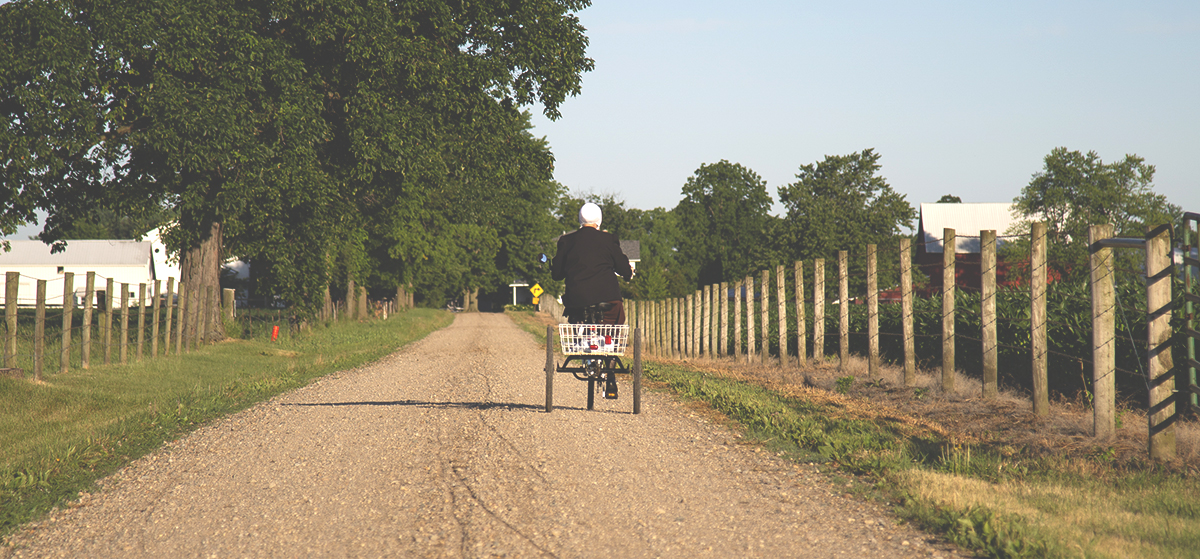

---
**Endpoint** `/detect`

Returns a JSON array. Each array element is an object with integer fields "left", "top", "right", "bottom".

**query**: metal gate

[{"left": 1183, "top": 212, "right": 1200, "bottom": 415}]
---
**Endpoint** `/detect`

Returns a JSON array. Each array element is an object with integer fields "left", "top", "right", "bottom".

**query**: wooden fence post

[
  {"left": 942, "top": 228, "right": 956, "bottom": 392},
  {"left": 745, "top": 275, "right": 755, "bottom": 363},
  {"left": 4, "top": 272, "right": 17, "bottom": 369},
  {"left": 900, "top": 238, "right": 915, "bottom": 386},
  {"left": 347, "top": 279, "right": 357, "bottom": 321},
  {"left": 176, "top": 282, "right": 187, "bottom": 354},
  {"left": 672, "top": 297, "right": 680, "bottom": 359},
  {"left": 82, "top": 272, "right": 94, "bottom": 370},
  {"left": 814, "top": 259, "right": 825, "bottom": 364},
  {"left": 839, "top": 251, "right": 849, "bottom": 371},
  {"left": 151, "top": 280, "right": 161, "bottom": 358},
  {"left": 35, "top": 280, "right": 46, "bottom": 380},
  {"left": 1146, "top": 224, "right": 1176, "bottom": 460},
  {"left": 1089, "top": 224, "right": 1115, "bottom": 439},
  {"left": 654, "top": 299, "right": 662, "bottom": 358},
  {"left": 867, "top": 245, "right": 879, "bottom": 377},
  {"left": 61, "top": 272, "right": 74, "bottom": 374},
  {"left": 733, "top": 280, "right": 742, "bottom": 359},
  {"left": 683, "top": 293, "right": 691, "bottom": 358},
  {"left": 707, "top": 285, "right": 715, "bottom": 358},
  {"left": 795, "top": 261, "right": 805, "bottom": 365},
  {"left": 982, "top": 231, "right": 998, "bottom": 398},
  {"left": 655, "top": 298, "right": 662, "bottom": 357},
  {"left": 761, "top": 269, "right": 770, "bottom": 365},
  {"left": 164, "top": 278, "right": 174, "bottom": 357},
  {"left": 719, "top": 282, "right": 728, "bottom": 357},
  {"left": 190, "top": 286, "right": 199, "bottom": 350},
  {"left": 700, "top": 284, "right": 710, "bottom": 357},
  {"left": 201, "top": 285, "right": 212, "bottom": 345},
  {"left": 104, "top": 278, "right": 114, "bottom": 364},
  {"left": 137, "top": 283, "right": 146, "bottom": 360},
  {"left": 693, "top": 290, "right": 702, "bottom": 358},
  {"left": 777, "top": 265, "right": 787, "bottom": 367},
  {"left": 679, "top": 296, "right": 685, "bottom": 359},
  {"left": 223, "top": 288, "right": 235, "bottom": 321},
  {"left": 653, "top": 299, "right": 660, "bottom": 358},
  {"left": 1031, "top": 222, "right": 1048, "bottom": 415},
  {"left": 667, "top": 298, "right": 676, "bottom": 359},
  {"left": 645, "top": 299, "right": 652, "bottom": 341},
  {"left": 120, "top": 284, "right": 129, "bottom": 364},
  {"left": 359, "top": 285, "right": 368, "bottom": 319},
  {"left": 680, "top": 295, "right": 688, "bottom": 358}
]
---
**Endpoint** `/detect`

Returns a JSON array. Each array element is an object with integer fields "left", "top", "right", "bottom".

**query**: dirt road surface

[{"left": 4, "top": 313, "right": 966, "bottom": 558}]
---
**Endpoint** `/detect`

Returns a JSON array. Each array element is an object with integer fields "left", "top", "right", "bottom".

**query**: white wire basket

[{"left": 557, "top": 323, "right": 629, "bottom": 356}]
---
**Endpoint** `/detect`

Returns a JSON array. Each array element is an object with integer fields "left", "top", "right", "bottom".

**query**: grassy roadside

[
  {"left": 641, "top": 360, "right": 1199, "bottom": 559},
  {"left": 449, "top": 311, "right": 1200, "bottom": 557},
  {"left": 0, "top": 308, "right": 452, "bottom": 536}
]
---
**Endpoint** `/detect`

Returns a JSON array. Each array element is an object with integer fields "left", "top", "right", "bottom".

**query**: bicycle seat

[{"left": 584, "top": 302, "right": 615, "bottom": 312}]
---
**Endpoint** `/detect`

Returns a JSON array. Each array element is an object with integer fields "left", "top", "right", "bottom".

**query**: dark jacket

[{"left": 551, "top": 226, "right": 633, "bottom": 309}]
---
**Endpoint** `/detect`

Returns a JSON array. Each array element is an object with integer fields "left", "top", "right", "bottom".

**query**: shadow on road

[
  {"left": 281, "top": 400, "right": 544, "bottom": 411},
  {"left": 281, "top": 400, "right": 629, "bottom": 414}
]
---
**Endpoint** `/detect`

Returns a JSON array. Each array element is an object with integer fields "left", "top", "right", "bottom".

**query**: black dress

[{"left": 551, "top": 227, "right": 633, "bottom": 320}]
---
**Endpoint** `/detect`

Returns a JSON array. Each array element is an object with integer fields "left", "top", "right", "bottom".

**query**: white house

[{"left": 0, "top": 240, "right": 157, "bottom": 306}]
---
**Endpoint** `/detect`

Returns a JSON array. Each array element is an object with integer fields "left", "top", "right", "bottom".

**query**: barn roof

[
  {"left": 918, "top": 203, "right": 1022, "bottom": 253},
  {"left": 0, "top": 240, "right": 154, "bottom": 266},
  {"left": 619, "top": 240, "right": 641, "bottom": 261}
]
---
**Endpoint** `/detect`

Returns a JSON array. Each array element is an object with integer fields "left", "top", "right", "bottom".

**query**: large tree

[
  {"left": 672, "top": 160, "right": 777, "bottom": 287},
  {"left": 777, "top": 148, "right": 914, "bottom": 296},
  {"left": 2, "top": 0, "right": 592, "bottom": 321},
  {"left": 1011, "top": 147, "right": 1179, "bottom": 274}
]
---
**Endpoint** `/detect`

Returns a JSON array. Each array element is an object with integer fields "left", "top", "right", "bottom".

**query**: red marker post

[{"left": 271, "top": 325, "right": 280, "bottom": 342}]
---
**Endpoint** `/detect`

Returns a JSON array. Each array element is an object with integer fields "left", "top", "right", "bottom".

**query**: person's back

[{"left": 551, "top": 203, "right": 632, "bottom": 324}]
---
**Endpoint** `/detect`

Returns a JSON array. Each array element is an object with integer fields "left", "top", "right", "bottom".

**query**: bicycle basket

[{"left": 557, "top": 323, "right": 629, "bottom": 356}]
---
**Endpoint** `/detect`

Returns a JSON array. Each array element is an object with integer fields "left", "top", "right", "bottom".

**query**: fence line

[
  {"left": 1, "top": 271, "right": 403, "bottom": 381},
  {"left": 629, "top": 220, "right": 1194, "bottom": 461}
]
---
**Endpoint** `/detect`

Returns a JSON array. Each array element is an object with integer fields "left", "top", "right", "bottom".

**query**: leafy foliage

[
  {"left": 1010, "top": 147, "right": 1180, "bottom": 279},
  {"left": 1, "top": 0, "right": 593, "bottom": 311},
  {"left": 777, "top": 149, "right": 915, "bottom": 297},
  {"left": 673, "top": 160, "right": 778, "bottom": 286}
]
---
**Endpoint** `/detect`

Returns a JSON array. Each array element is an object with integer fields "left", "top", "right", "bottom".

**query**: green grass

[
  {"left": 641, "top": 361, "right": 1200, "bottom": 559},
  {"left": 0, "top": 308, "right": 452, "bottom": 535}
]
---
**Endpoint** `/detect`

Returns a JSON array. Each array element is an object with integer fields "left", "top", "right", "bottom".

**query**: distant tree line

[
  {"left": 559, "top": 146, "right": 1180, "bottom": 303},
  {"left": 3, "top": 0, "right": 1180, "bottom": 314}
]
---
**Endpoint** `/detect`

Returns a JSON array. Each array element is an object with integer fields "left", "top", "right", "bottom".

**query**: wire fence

[
  {"left": 629, "top": 222, "right": 1196, "bottom": 459},
  {"left": 0, "top": 271, "right": 405, "bottom": 381}
]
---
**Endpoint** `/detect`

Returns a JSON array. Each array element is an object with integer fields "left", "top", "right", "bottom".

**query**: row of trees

[
  {"left": 3, "top": 1, "right": 1180, "bottom": 314},
  {"left": 560, "top": 146, "right": 1180, "bottom": 303},
  {"left": 2, "top": 0, "right": 592, "bottom": 321}
]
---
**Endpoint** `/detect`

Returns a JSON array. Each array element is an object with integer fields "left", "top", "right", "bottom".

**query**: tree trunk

[{"left": 178, "top": 221, "right": 226, "bottom": 341}]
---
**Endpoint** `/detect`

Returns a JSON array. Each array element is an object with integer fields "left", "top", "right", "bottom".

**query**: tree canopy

[
  {"left": 1010, "top": 147, "right": 1179, "bottom": 275},
  {"left": 672, "top": 160, "right": 777, "bottom": 286},
  {"left": 776, "top": 148, "right": 914, "bottom": 295},
  {"left": 2, "top": 0, "right": 592, "bottom": 311}
]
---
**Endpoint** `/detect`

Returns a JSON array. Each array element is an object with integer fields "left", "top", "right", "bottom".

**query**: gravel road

[{"left": 3, "top": 313, "right": 967, "bottom": 558}]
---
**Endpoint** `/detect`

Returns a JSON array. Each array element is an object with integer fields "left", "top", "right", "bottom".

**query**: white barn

[{"left": 0, "top": 240, "right": 158, "bottom": 306}]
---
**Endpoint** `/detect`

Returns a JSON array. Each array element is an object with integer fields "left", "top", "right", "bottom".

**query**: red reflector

[
  {"left": 605, "top": 335, "right": 612, "bottom": 344},
  {"left": 589, "top": 344, "right": 599, "bottom": 350}
]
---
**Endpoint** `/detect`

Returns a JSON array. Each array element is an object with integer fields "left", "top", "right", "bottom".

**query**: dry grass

[
  {"left": 651, "top": 351, "right": 1200, "bottom": 469},
  {"left": 899, "top": 468, "right": 1200, "bottom": 559},
  {"left": 640, "top": 349, "right": 1200, "bottom": 558}
]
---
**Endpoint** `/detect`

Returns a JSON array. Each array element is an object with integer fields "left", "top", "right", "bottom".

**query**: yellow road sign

[{"left": 529, "top": 283, "right": 544, "bottom": 297}]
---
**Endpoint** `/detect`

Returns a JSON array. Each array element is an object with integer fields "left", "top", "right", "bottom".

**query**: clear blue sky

[{"left": 530, "top": 0, "right": 1200, "bottom": 216}]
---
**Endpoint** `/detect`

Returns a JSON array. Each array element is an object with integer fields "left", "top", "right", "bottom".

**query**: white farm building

[{"left": 0, "top": 240, "right": 161, "bottom": 306}]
